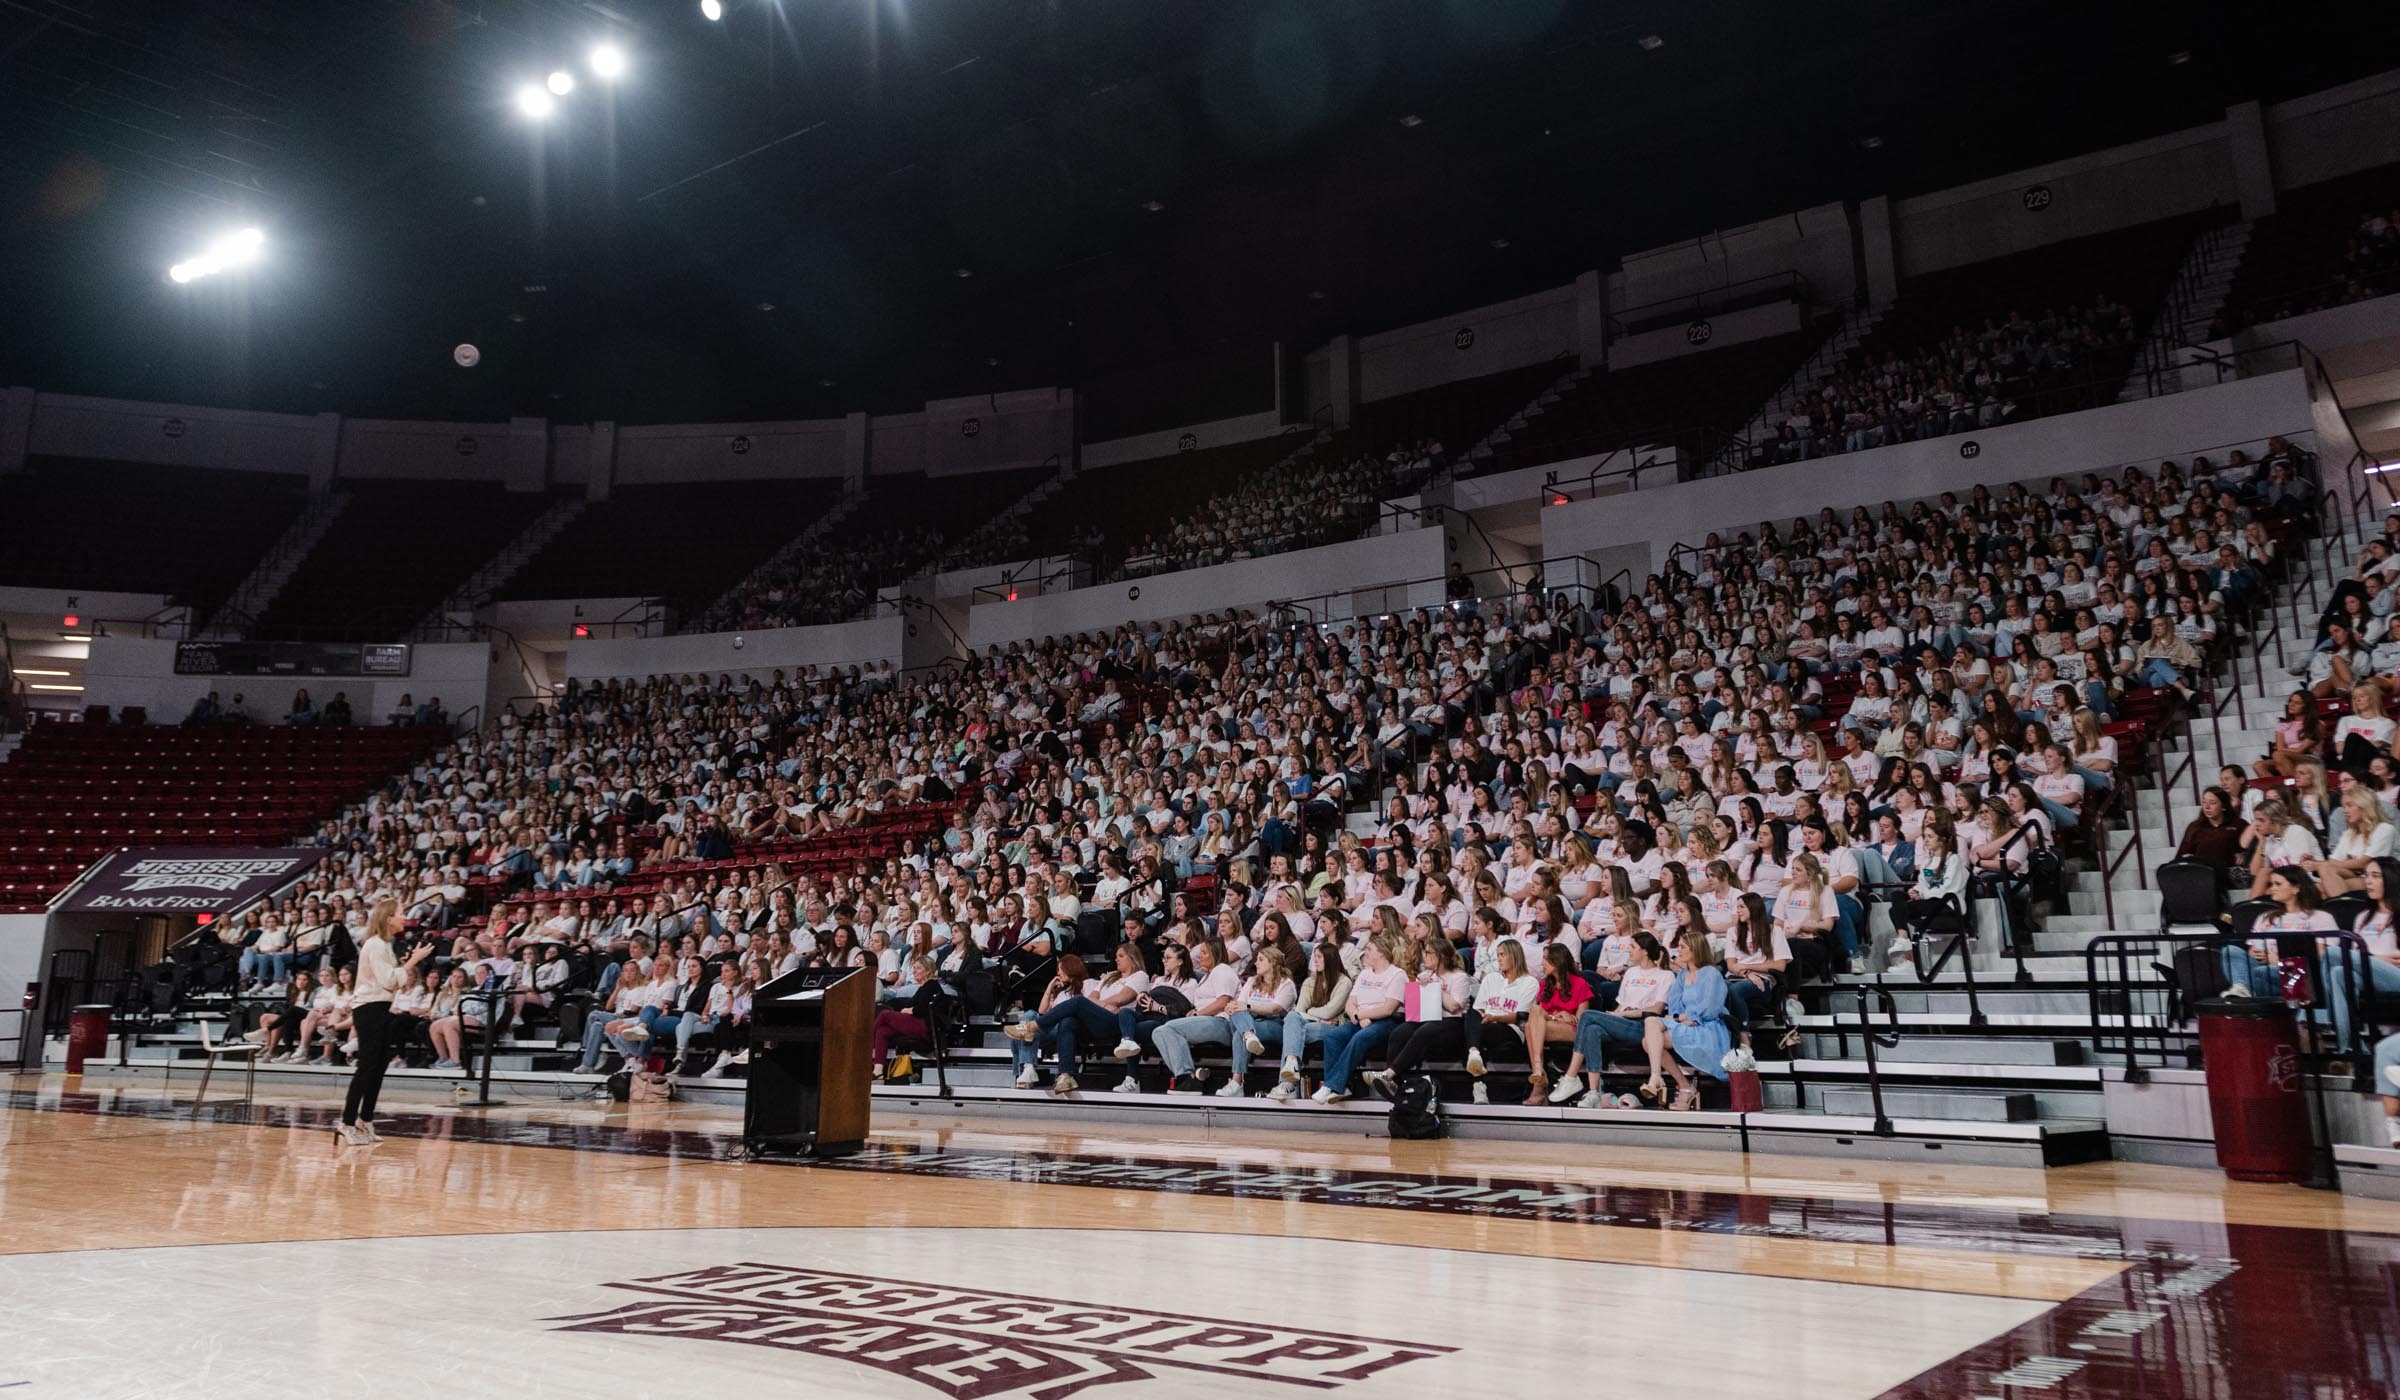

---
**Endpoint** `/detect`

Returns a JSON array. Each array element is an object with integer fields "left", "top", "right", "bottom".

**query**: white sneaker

[
  {"left": 1888, "top": 939, "right": 1914, "bottom": 960},
  {"left": 1359, "top": 1069, "right": 1395, "bottom": 1099},
  {"left": 1267, "top": 1081, "right": 1299, "bottom": 1101},
  {"left": 2387, "top": 1118, "right": 2400, "bottom": 1148},
  {"left": 1547, "top": 1076, "right": 1582, "bottom": 1105},
  {"left": 356, "top": 1122, "right": 384, "bottom": 1144},
  {"left": 1846, "top": 956, "right": 1868, "bottom": 975},
  {"left": 341, "top": 1039, "right": 360, "bottom": 1057},
  {"left": 1015, "top": 1064, "right": 1039, "bottom": 1089},
  {"left": 1111, "top": 1076, "right": 1141, "bottom": 1094},
  {"left": 1575, "top": 1090, "right": 1606, "bottom": 1110},
  {"left": 1781, "top": 997, "right": 1806, "bottom": 1024},
  {"left": 621, "top": 1024, "right": 650, "bottom": 1040},
  {"left": 1110, "top": 1039, "right": 1142, "bottom": 1060},
  {"left": 1241, "top": 1031, "right": 1264, "bottom": 1056},
  {"left": 1278, "top": 1056, "right": 1300, "bottom": 1083},
  {"left": 1214, "top": 1080, "right": 1246, "bottom": 1099},
  {"left": 333, "top": 1122, "right": 370, "bottom": 1146},
  {"left": 703, "top": 1052, "right": 735, "bottom": 1078},
  {"left": 242, "top": 1029, "right": 268, "bottom": 1045},
  {"left": 1464, "top": 1047, "right": 1485, "bottom": 1076},
  {"left": 2385, "top": 1064, "right": 2400, "bottom": 1094},
  {"left": 729, "top": 1049, "right": 750, "bottom": 1065},
  {"left": 1471, "top": 1081, "right": 1489, "bottom": 1104},
  {"left": 1050, "top": 1072, "right": 1078, "bottom": 1095},
  {"left": 1003, "top": 1020, "right": 1040, "bottom": 1043},
  {"left": 1311, "top": 1085, "right": 1348, "bottom": 1104}
]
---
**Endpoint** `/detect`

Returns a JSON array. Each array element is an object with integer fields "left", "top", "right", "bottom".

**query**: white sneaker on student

[
  {"left": 1278, "top": 1056, "right": 1300, "bottom": 1082},
  {"left": 1464, "top": 1047, "right": 1485, "bottom": 1076},
  {"left": 1471, "top": 1081, "right": 1489, "bottom": 1104},
  {"left": 1050, "top": 1072, "right": 1078, "bottom": 1095},
  {"left": 1015, "top": 1064, "right": 1040, "bottom": 1090},
  {"left": 1547, "top": 1076, "right": 1582, "bottom": 1105},
  {"left": 1241, "top": 1032, "right": 1264, "bottom": 1056},
  {"left": 1110, "top": 1039, "right": 1142, "bottom": 1060},
  {"left": 1310, "top": 1085, "right": 1348, "bottom": 1104},
  {"left": 704, "top": 1052, "right": 736, "bottom": 1078},
  {"left": 1266, "top": 1081, "right": 1299, "bottom": 1101},
  {"left": 1888, "top": 939, "right": 1914, "bottom": 960},
  {"left": 1575, "top": 1090, "right": 1606, "bottom": 1110},
  {"left": 1214, "top": 1081, "right": 1246, "bottom": 1099},
  {"left": 1111, "top": 1075, "right": 1141, "bottom": 1094},
  {"left": 1003, "top": 1020, "right": 1041, "bottom": 1043}
]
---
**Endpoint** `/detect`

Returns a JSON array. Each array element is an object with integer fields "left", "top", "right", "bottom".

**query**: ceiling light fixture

[
  {"left": 590, "top": 43, "right": 627, "bottom": 78},
  {"left": 546, "top": 70, "right": 576, "bottom": 96},
  {"left": 515, "top": 83, "right": 556, "bottom": 119},
  {"left": 1860, "top": 135, "right": 1884, "bottom": 149},
  {"left": 2167, "top": 50, "right": 2192, "bottom": 65},
  {"left": 1141, "top": 199, "right": 1165, "bottom": 212},
  {"left": 953, "top": 267, "right": 973, "bottom": 279},
  {"left": 700, "top": 0, "right": 723, "bottom": 20},
  {"left": 1489, "top": 237, "right": 1511, "bottom": 249},
  {"left": 28, "top": 683, "right": 84, "bottom": 693},
  {"left": 11, "top": 668, "right": 69, "bottom": 677},
  {"left": 757, "top": 302, "right": 776, "bottom": 312},
  {"left": 167, "top": 226, "right": 264, "bottom": 284},
  {"left": 1636, "top": 33, "right": 1664, "bottom": 51},
  {"left": 1397, "top": 114, "right": 1423, "bottom": 128}
]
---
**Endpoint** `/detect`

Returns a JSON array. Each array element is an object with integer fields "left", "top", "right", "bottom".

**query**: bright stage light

[
  {"left": 590, "top": 43, "right": 627, "bottom": 78},
  {"left": 546, "top": 70, "right": 575, "bottom": 96},
  {"left": 516, "top": 83, "right": 556, "bottom": 118},
  {"left": 168, "top": 227, "right": 264, "bottom": 284},
  {"left": 700, "top": 0, "right": 723, "bottom": 19}
]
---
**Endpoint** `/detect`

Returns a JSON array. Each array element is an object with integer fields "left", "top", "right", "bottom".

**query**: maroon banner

[{"left": 52, "top": 847, "right": 325, "bottom": 914}]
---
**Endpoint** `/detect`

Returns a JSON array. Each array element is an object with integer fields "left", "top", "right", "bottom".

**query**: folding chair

[{"left": 193, "top": 1016, "right": 265, "bottom": 1110}]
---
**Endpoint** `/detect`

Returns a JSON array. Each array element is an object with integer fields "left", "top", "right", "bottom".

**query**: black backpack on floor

[{"left": 1387, "top": 1073, "right": 1444, "bottom": 1140}]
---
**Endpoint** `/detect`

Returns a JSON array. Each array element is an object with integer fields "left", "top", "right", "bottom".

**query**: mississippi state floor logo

[{"left": 549, "top": 1262, "right": 1453, "bottom": 1399}]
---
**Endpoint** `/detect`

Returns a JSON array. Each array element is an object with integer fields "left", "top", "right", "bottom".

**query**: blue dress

[{"left": 1665, "top": 966, "right": 1733, "bottom": 1079}]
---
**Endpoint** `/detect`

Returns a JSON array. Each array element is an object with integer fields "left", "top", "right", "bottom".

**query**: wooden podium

[{"left": 744, "top": 966, "right": 872, "bottom": 1157}]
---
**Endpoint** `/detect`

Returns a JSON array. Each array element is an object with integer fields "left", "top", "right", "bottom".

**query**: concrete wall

[
  {"left": 22, "top": 391, "right": 320, "bottom": 476},
  {"left": 561, "top": 613, "right": 904, "bottom": 681},
  {"left": 1607, "top": 301, "right": 1804, "bottom": 372},
  {"left": 1355, "top": 284, "right": 1586, "bottom": 404},
  {"left": 336, "top": 417, "right": 517, "bottom": 482},
  {"left": 1613, "top": 203, "right": 1855, "bottom": 320},
  {"left": 0, "top": 914, "right": 43, "bottom": 1051},
  {"left": 1894, "top": 121, "right": 2233, "bottom": 278},
  {"left": 79, "top": 638, "right": 495, "bottom": 726},
  {"left": 1080, "top": 410, "right": 1287, "bottom": 471},
  {"left": 2264, "top": 69, "right": 2400, "bottom": 191},
  {"left": 1542, "top": 370, "right": 2317, "bottom": 577},
  {"left": 963, "top": 527, "right": 1453, "bottom": 645}
]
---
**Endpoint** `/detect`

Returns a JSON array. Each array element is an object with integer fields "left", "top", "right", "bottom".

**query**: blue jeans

[
  {"left": 2138, "top": 657, "right": 2184, "bottom": 689},
  {"left": 1831, "top": 893, "right": 1867, "bottom": 960},
  {"left": 1227, "top": 1010, "right": 1281, "bottom": 1074},
  {"left": 240, "top": 949, "right": 290, "bottom": 984},
  {"left": 1318, "top": 1015, "right": 1400, "bottom": 1093},
  {"left": 1275, "top": 1010, "right": 1341, "bottom": 1069},
  {"left": 1573, "top": 1010, "right": 1648, "bottom": 1062},
  {"left": 1152, "top": 1016, "right": 1235, "bottom": 1076},
  {"left": 1012, "top": 998, "right": 1121, "bottom": 1076}
]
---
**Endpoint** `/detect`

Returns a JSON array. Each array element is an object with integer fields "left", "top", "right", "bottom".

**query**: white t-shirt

[
  {"left": 1472, "top": 972, "right": 1540, "bottom": 1018},
  {"left": 1187, "top": 964, "right": 1242, "bottom": 1016},
  {"left": 1614, "top": 966, "right": 1673, "bottom": 1014}
]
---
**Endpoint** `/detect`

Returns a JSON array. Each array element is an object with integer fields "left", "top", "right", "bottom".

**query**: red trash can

[
  {"left": 65, "top": 1004, "right": 112, "bottom": 1075},
  {"left": 2196, "top": 997, "right": 2314, "bottom": 1183}
]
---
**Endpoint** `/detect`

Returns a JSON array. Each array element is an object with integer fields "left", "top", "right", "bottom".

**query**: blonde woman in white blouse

[{"left": 2306, "top": 787, "right": 2395, "bottom": 896}]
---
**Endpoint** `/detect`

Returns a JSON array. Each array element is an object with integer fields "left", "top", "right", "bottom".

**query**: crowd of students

[
  {"left": 183, "top": 436, "right": 2345, "bottom": 1114},
  {"left": 1117, "top": 441, "right": 1443, "bottom": 579},
  {"left": 1764, "top": 297, "right": 2138, "bottom": 464}
]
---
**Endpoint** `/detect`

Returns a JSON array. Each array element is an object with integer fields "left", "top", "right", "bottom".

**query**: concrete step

[
  {"left": 1878, "top": 1034, "right": 2089, "bottom": 1066},
  {"left": 1818, "top": 1085, "right": 2039, "bottom": 1122}
]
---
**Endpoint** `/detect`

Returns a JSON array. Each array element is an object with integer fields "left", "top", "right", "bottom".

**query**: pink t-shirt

[{"left": 1349, "top": 963, "right": 1409, "bottom": 1014}]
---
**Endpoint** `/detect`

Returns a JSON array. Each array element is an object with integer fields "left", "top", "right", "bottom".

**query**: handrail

[
  {"left": 1540, "top": 445, "right": 1665, "bottom": 501},
  {"left": 1608, "top": 270, "right": 1810, "bottom": 338},
  {"left": 1895, "top": 892, "right": 1986, "bottom": 1029},
  {"left": 1847, "top": 984, "right": 1904, "bottom": 1138}
]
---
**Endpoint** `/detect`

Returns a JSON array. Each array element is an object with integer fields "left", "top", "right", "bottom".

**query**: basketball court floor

[{"left": 3, "top": 1072, "right": 2396, "bottom": 1399}]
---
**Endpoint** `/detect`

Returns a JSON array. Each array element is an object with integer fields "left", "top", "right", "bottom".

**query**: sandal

[
  {"left": 1636, "top": 1079, "right": 1667, "bottom": 1105},
  {"left": 1670, "top": 1087, "right": 1699, "bottom": 1112},
  {"left": 1522, "top": 1074, "right": 1550, "bottom": 1107}
]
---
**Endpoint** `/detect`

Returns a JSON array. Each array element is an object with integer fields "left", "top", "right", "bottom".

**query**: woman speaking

[{"left": 339, "top": 896, "right": 430, "bottom": 1145}]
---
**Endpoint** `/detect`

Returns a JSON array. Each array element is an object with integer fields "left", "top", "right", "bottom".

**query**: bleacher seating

[
  {"left": 252, "top": 481, "right": 560, "bottom": 640},
  {"left": 2217, "top": 161, "right": 2400, "bottom": 333},
  {"left": 0, "top": 721, "right": 445, "bottom": 913},
  {"left": 0, "top": 458, "right": 307, "bottom": 614},
  {"left": 499, "top": 479, "right": 841, "bottom": 614},
  {"left": 963, "top": 434, "right": 1303, "bottom": 576},
  {"left": 1464, "top": 332, "right": 1822, "bottom": 479}
]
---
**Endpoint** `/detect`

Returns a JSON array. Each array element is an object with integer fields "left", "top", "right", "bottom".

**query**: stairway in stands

[{"left": 0, "top": 721, "right": 444, "bottom": 913}]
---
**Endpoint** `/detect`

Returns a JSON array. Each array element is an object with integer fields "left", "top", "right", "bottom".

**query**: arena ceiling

[{"left": 1, "top": 0, "right": 2396, "bottom": 428}]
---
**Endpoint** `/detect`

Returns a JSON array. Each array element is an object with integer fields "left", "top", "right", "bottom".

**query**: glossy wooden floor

[{"left": 6, "top": 1071, "right": 2399, "bottom": 1400}]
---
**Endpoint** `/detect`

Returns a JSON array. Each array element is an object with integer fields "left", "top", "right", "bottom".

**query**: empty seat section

[
  {"left": 0, "top": 722, "right": 445, "bottom": 912},
  {"left": 1467, "top": 332, "right": 1820, "bottom": 479},
  {"left": 0, "top": 458, "right": 307, "bottom": 611},
  {"left": 499, "top": 480, "right": 840, "bottom": 614},
  {"left": 252, "top": 481, "right": 561, "bottom": 639}
]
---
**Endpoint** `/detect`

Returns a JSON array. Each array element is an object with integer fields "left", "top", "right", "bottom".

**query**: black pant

[
  {"left": 1386, "top": 1017, "right": 1464, "bottom": 1074},
  {"left": 344, "top": 1001, "right": 394, "bottom": 1126}
]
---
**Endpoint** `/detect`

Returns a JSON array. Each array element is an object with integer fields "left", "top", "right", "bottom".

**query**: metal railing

[
  {"left": 1843, "top": 984, "right": 1904, "bottom": 1138},
  {"left": 1608, "top": 270, "right": 1813, "bottom": 339}
]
